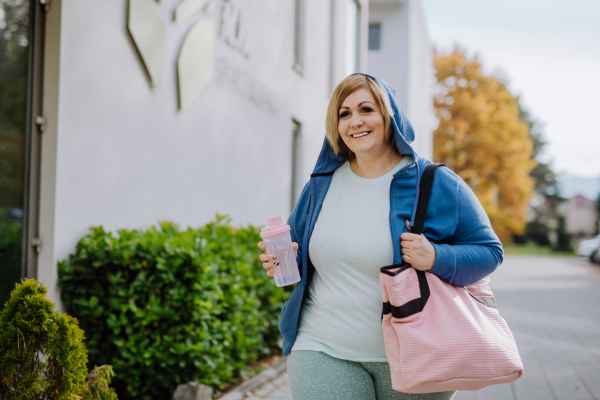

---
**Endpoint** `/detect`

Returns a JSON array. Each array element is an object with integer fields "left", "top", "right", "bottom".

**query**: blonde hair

[{"left": 325, "top": 74, "right": 396, "bottom": 157}]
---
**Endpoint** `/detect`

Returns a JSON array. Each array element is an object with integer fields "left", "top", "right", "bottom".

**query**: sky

[{"left": 420, "top": 0, "right": 600, "bottom": 178}]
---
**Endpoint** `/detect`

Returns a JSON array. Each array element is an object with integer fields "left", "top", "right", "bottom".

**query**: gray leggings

[{"left": 287, "top": 351, "right": 456, "bottom": 400}]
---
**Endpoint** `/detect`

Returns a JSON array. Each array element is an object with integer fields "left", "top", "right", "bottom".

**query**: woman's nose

[{"left": 351, "top": 115, "right": 364, "bottom": 128}]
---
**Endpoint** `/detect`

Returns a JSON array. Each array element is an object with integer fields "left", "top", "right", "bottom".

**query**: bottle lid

[{"left": 260, "top": 215, "right": 291, "bottom": 238}]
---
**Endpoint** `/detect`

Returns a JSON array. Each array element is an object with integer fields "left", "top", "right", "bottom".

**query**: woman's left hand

[{"left": 400, "top": 220, "right": 436, "bottom": 271}]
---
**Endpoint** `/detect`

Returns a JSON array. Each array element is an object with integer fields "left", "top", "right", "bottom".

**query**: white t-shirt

[{"left": 292, "top": 156, "right": 413, "bottom": 361}]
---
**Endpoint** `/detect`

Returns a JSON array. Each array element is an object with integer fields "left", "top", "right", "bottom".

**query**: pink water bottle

[{"left": 260, "top": 216, "right": 301, "bottom": 287}]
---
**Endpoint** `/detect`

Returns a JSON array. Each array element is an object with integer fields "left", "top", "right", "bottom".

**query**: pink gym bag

[{"left": 380, "top": 164, "right": 523, "bottom": 394}]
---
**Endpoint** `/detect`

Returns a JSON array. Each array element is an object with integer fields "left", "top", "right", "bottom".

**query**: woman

[{"left": 258, "top": 74, "right": 503, "bottom": 400}]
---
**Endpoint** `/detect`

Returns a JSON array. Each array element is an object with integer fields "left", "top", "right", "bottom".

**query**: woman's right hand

[{"left": 257, "top": 241, "right": 299, "bottom": 277}]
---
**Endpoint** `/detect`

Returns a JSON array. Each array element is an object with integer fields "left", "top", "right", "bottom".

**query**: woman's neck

[{"left": 350, "top": 148, "right": 404, "bottom": 178}]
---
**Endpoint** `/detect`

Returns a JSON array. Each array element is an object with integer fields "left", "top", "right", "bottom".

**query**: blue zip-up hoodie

[{"left": 279, "top": 73, "right": 503, "bottom": 356}]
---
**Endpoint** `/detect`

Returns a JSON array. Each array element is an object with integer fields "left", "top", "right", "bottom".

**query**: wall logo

[{"left": 128, "top": 0, "right": 249, "bottom": 111}]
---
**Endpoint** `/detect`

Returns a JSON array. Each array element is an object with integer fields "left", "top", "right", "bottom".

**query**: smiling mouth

[{"left": 351, "top": 131, "right": 371, "bottom": 138}]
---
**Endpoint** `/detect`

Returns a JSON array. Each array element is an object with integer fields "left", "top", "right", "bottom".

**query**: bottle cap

[{"left": 260, "top": 215, "right": 291, "bottom": 238}]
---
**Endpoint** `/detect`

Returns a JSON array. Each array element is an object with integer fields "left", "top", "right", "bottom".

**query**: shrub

[
  {"left": 525, "top": 220, "right": 551, "bottom": 247},
  {"left": 58, "top": 215, "right": 291, "bottom": 400},
  {"left": 0, "top": 279, "right": 88, "bottom": 400},
  {"left": 82, "top": 365, "right": 118, "bottom": 400}
]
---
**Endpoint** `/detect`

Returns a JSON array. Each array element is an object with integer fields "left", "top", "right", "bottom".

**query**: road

[{"left": 241, "top": 255, "right": 600, "bottom": 400}]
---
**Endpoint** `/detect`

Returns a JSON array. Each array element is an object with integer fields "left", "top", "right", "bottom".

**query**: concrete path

[{"left": 242, "top": 255, "right": 600, "bottom": 400}]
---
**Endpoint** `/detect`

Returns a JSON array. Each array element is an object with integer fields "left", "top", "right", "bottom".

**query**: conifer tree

[
  {"left": 554, "top": 215, "right": 573, "bottom": 252},
  {"left": 0, "top": 279, "right": 88, "bottom": 400}
]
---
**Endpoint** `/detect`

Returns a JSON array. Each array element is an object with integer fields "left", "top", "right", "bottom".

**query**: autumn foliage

[{"left": 433, "top": 49, "right": 536, "bottom": 243}]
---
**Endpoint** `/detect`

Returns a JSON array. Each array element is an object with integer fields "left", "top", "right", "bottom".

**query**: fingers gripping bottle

[{"left": 260, "top": 216, "right": 301, "bottom": 287}]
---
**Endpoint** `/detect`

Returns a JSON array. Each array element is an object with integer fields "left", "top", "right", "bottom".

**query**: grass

[{"left": 503, "top": 243, "right": 577, "bottom": 257}]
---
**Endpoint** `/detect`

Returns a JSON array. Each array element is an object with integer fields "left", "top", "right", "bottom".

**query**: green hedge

[{"left": 58, "top": 216, "right": 291, "bottom": 400}]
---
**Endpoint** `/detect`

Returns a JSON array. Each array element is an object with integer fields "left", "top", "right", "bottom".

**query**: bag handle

[
  {"left": 411, "top": 163, "right": 444, "bottom": 235},
  {"left": 381, "top": 163, "right": 445, "bottom": 319}
]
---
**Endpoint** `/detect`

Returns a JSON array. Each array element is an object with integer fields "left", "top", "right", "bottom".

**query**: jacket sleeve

[{"left": 428, "top": 177, "right": 504, "bottom": 286}]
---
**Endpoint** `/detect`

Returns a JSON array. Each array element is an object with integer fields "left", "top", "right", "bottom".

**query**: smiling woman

[
  {"left": 325, "top": 74, "right": 395, "bottom": 159},
  {"left": 338, "top": 93, "right": 401, "bottom": 178},
  {"left": 258, "top": 73, "right": 505, "bottom": 400},
  {"left": 326, "top": 75, "right": 403, "bottom": 178}
]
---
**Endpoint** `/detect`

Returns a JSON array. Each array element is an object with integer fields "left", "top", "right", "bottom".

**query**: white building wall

[
  {"left": 406, "top": 0, "right": 434, "bottom": 161},
  {"left": 366, "top": 1, "right": 410, "bottom": 107},
  {"left": 39, "top": 0, "right": 370, "bottom": 306},
  {"left": 367, "top": 0, "right": 434, "bottom": 160}
]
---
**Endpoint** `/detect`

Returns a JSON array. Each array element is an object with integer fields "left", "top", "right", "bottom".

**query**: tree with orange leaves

[{"left": 433, "top": 49, "right": 536, "bottom": 243}]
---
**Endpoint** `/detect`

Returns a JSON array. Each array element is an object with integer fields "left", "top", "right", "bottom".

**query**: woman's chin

[{"left": 349, "top": 144, "right": 380, "bottom": 159}]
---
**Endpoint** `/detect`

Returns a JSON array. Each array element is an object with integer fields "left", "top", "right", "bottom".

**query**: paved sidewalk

[
  {"left": 243, "top": 255, "right": 600, "bottom": 400},
  {"left": 237, "top": 371, "right": 292, "bottom": 400}
]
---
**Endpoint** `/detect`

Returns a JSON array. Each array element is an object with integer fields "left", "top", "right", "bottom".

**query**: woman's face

[{"left": 338, "top": 88, "right": 387, "bottom": 159}]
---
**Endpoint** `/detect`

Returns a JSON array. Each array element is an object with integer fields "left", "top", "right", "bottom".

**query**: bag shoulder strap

[
  {"left": 411, "top": 163, "right": 445, "bottom": 235},
  {"left": 379, "top": 163, "right": 447, "bottom": 319}
]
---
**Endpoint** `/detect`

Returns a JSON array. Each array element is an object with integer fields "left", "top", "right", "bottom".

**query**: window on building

[
  {"left": 293, "top": 0, "right": 305, "bottom": 75},
  {"left": 291, "top": 120, "right": 302, "bottom": 210},
  {"left": 345, "top": 0, "right": 360, "bottom": 76},
  {"left": 0, "top": 0, "right": 42, "bottom": 307},
  {"left": 368, "top": 23, "right": 381, "bottom": 51}
]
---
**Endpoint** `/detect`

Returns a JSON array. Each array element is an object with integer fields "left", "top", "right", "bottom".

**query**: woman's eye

[
  {"left": 362, "top": 107, "right": 373, "bottom": 113},
  {"left": 339, "top": 111, "right": 350, "bottom": 118}
]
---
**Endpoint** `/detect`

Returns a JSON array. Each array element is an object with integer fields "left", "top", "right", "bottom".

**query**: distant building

[
  {"left": 0, "top": 0, "right": 434, "bottom": 307},
  {"left": 367, "top": 0, "right": 434, "bottom": 160},
  {"left": 558, "top": 195, "right": 598, "bottom": 238}
]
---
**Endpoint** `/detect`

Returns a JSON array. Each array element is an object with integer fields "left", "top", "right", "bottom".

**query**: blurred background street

[{"left": 244, "top": 254, "right": 600, "bottom": 400}]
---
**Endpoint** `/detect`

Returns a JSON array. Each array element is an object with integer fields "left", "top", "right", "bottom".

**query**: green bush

[
  {"left": 525, "top": 220, "right": 551, "bottom": 247},
  {"left": 0, "top": 279, "right": 88, "bottom": 399},
  {"left": 58, "top": 215, "right": 291, "bottom": 400},
  {"left": 82, "top": 365, "right": 118, "bottom": 400}
]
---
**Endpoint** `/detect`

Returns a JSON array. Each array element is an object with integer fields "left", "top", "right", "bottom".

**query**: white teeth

[{"left": 352, "top": 131, "right": 370, "bottom": 138}]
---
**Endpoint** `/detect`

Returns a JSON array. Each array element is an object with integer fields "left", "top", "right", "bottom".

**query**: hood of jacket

[{"left": 311, "top": 73, "right": 417, "bottom": 176}]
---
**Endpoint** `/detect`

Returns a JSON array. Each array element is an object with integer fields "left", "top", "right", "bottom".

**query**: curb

[{"left": 219, "top": 357, "right": 287, "bottom": 400}]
